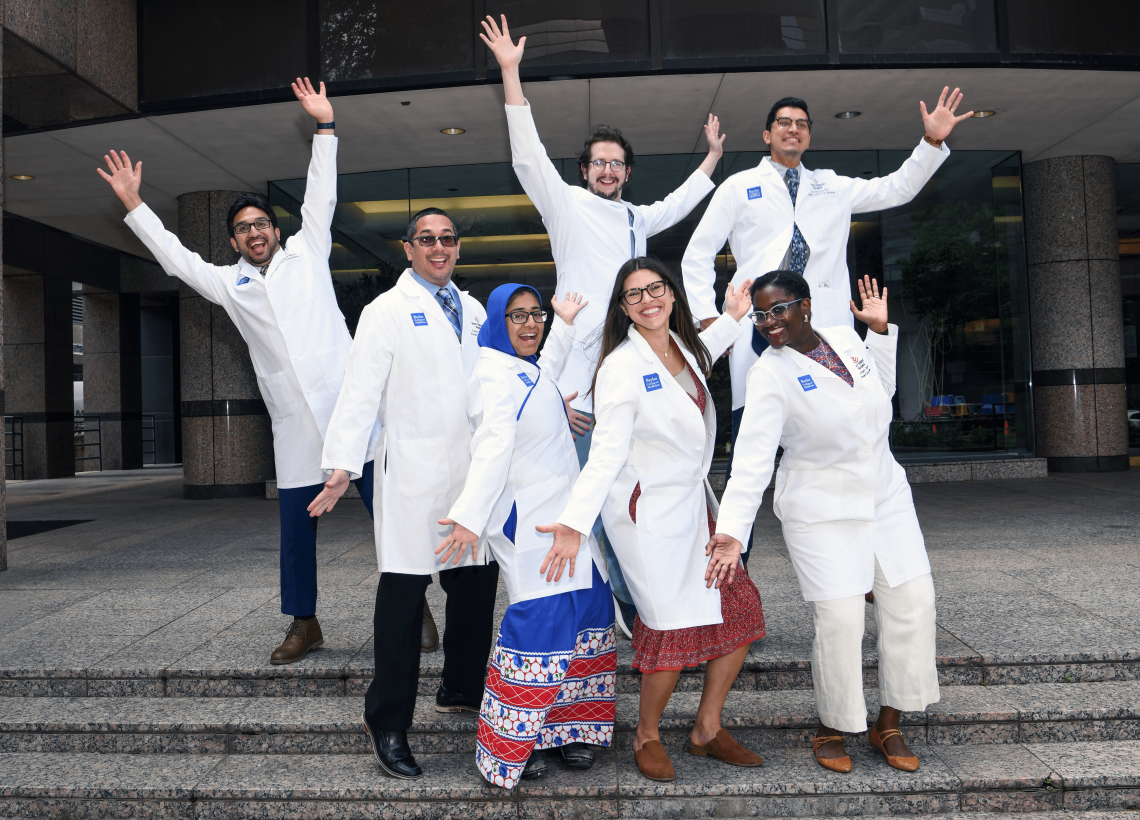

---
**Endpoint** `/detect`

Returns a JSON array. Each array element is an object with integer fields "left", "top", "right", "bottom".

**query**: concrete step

[
  {"left": 2, "top": 741, "right": 1138, "bottom": 818},
  {"left": 2, "top": 682, "right": 1138, "bottom": 756}
]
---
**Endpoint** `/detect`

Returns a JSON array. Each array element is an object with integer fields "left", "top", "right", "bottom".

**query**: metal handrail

[
  {"left": 142, "top": 414, "right": 156, "bottom": 465},
  {"left": 75, "top": 414, "right": 102, "bottom": 473},
  {"left": 4, "top": 416, "right": 24, "bottom": 481}
]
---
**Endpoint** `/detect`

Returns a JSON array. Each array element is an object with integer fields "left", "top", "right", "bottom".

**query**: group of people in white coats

[{"left": 95, "top": 9, "right": 980, "bottom": 788}]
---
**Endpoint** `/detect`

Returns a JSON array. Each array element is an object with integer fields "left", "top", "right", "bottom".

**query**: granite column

[
  {"left": 1023, "top": 155, "right": 1128, "bottom": 472},
  {"left": 82, "top": 292, "right": 143, "bottom": 470},
  {"left": 177, "top": 192, "right": 275, "bottom": 498}
]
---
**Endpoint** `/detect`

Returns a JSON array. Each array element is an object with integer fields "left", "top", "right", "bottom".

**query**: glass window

[
  {"left": 1115, "top": 164, "right": 1140, "bottom": 448},
  {"left": 322, "top": 0, "right": 474, "bottom": 84},
  {"left": 484, "top": 1, "right": 650, "bottom": 71},
  {"left": 1008, "top": 0, "right": 1140, "bottom": 55},
  {"left": 837, "top": 0, "right": 998, "bottom": 55},
  {"left": 660, "top": 0, "right": 826, "bottom": 62}
]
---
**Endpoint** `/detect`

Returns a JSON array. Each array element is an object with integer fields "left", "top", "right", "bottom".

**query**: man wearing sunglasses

[
  {"left": 99, "top": 79, "right": 380, "bottom": 666},
  {"left": 682, "top": 91, "right": 973, "bottom": 555},
  {"left": 482, "top": 14, "right": 725, "bottom": 636}
]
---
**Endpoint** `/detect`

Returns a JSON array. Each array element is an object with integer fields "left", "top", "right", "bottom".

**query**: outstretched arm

[
  {"left": 696, "top": 114, "right": 726, "bottom": 179},
  {"left": 481, "top": 15, "right": 526, "bottom": 107},
  {"left": 97, "top": 150, "right": 144, "bottom": 212},
  {"left": 292, "top": 78, "right": 338, "bottom": 263}
]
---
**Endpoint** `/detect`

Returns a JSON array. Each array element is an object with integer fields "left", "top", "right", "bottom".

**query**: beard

[
  {"left": 239, "top": 235, "right": 280, "bottom": 268},
  {"left": 587, "top": 179, "right": 624, "bottom": 201}
]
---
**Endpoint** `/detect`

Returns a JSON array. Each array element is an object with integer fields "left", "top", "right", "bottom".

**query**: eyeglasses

[
  {"left": 622, "top": 280, "right": 668, "bottom": 305},
  {"left": 410, "top": 235, "right": 458, "bottom": 247},
  {"left": 589, "top": 158, "right": 627, "bottom": 172},
  {"left": 506, "top": 309, "right": 548, "bottom": 324},
  {"left": 749, "top": 298, "right": 805, "bottom": 324},
  {"left": 233, "top": 217, "right": 273, "bottom": 235},
  {"left": 772, "top": 117, "right": 812, "bottom": 132}
]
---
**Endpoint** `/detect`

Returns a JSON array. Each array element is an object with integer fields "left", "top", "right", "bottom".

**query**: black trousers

[{"left": 364, "top": 562, "right": 500, "bottom": 731}]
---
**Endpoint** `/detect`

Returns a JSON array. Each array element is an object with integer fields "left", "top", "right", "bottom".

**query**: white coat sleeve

[
  {"left": 446, "top": 373, "right": 519, "bottom": 536},
  {"left": 715, "top": 361, "right": 789, "bottom": 547},
  {"left": 295, "top": 135, "right": 338, "bottom": 264},
  {"left": 681, "top": 183, "right": 737, "bottom": 320},
  {"left": 536, "top": 321, "right": 577, "bottom": 381},
  {"left": 321, "top": 300, "right": 394, "bottom": 479},
  {"left": 123, "top": 203, "right": 230, "bottom": 305},
  {"left": 556, "top": 362, "right": 637, "bottom": 535},
  {"left": 863, "top": 324, "right": 899, "bottom": 399},
  {"left": 848, "top": 139, "right": 949, "bottom": 214},
  {"left": 697, "top": 313, "right": 746, "bottom": 361},
  {"left": 638, "top": 169, "right": 716, "bottom": 238},
  {"left": 505, "top": 102, "right": 569, "bottom": 223}
]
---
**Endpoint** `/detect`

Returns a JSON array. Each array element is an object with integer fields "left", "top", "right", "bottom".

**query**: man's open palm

[
  {"left": 292, "top": 77, "right": 333, "bottom": 124},
  {"left": 920, "top": 86, "right": 973, "bottom": 142},
  {"left": 96, "top": 150, "right": 143, "bottom": 211},
  {"left": 480, "top": 15, "right": 525, "bottom": 70}
]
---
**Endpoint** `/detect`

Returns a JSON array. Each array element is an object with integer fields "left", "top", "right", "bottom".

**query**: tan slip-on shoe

[
  {"left": 634, "top": 740, "right": 675, "bottom": 782},
  {"left": 688, "top": 728, "right": 763, "bottom": 767},
  {"left": 270, "top": 617, "right": 324, "bottom": 665}
]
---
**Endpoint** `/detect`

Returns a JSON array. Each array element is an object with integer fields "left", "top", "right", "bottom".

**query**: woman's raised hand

[
  {"left": 849, "top": 274, "right": 889, "bottom": 334},
  {"left": 721, "top": 278, "right": 755, "bottom": 322},
  {"left": 551, "top": 291, "right": 588, "bottom": 327},
  {"left": 704, "top": 533, "right": 743, "bottom": 589},
  {"left": 535, "top": 522, "right": 581, "bottom": 582},
  {"left": 436, "top": 519, "right": 480, "bottom": 565}
]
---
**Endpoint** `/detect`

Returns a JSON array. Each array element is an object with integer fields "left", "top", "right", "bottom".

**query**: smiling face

[
  {"left": 753, "top": 285, "right": 814, "bottom": 351},
  {"left": 620, "top": 267, "right": 674, "bottom": 332},
  {"left": 404, "top": 214, "right": 460, "bottom": 287},
  {"left": 763, "top": 106, "right": 812, "bottom": 167},
  {"left": 582, "top": 140, "right": 631, "bottom": 201},
  {"left": 505, "top": 291, "right": 543, "bottom": 358},
  {"left": 229, "top": 206, "right": 281, "bottom": 267}
]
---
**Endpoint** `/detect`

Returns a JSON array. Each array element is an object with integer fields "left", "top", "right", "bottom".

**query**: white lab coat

[
  {"left": 446, "top": 327, "right": 608, "bottom": 604},
  {"left": 321, "top": 270, "right": 487, "bottom": 574},
  {"left": 506, "top": 101, "right": 716, "bottom": 413},
  {"left": 556, "top": 314, "right": 744, "bottom": 630},
  {"left": 715, "top": 325, "right": 931, "bottom": 602},
  {"left": 681, "top": 141, "right": 949, "bottom": 409},
  {"left": 124, "top": 135, "right": 379, "bottom": 488}
]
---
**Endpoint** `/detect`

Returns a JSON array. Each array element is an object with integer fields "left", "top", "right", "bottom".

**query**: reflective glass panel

[
  {"left": 660, "top": 0, "right": 826, "bottom": 60},
  {"left": 484, "top": 0, "right": 650, "bottom": 69},
  {"left": 1008, "top": 0, "right": 1140, "bottom": 55},
  {"left": 1116, "top": 164, "right": 1140, "bottom": 438},
  {"left": 837, "top": 0, "right": 998, "bottom": 54}
]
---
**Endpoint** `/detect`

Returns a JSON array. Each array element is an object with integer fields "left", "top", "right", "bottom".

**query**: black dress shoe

[
  {"left": 361, "top": 712, "right": 423, "bottom": 779},
  {"left": 435, "top": 682, "right": 480, "bottom": 713},
  {"left": 520, "top": 752, "right": 547, "bottom": 780},
  {"left": 558, "top": 742, "right": 596, "bottom": 769}
]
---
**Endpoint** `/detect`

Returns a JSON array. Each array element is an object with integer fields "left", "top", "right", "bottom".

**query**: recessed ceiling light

[
  {"left": 10, "top": 174, "right": 34, "bottom": 180},
  {"left": 441, "top": 127, "right": 466, "bottom": 135},
  {"left": 835, "top": 111, "right": 861, "bottom": 119},
  {"left": 972, "top": 110, "right": 995, "bottom": 118}
]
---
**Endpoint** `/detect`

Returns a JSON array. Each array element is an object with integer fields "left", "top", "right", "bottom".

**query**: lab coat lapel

[
  {"left": 818, "top": 328, "right": 875, "bottom": 392},
  {"left": 396, "top": 270, "right": 460, "bottom": 346}
]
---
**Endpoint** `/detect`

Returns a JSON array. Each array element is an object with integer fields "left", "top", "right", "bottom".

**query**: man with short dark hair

[
  {"left": 98, "top": 78, "right": 380, "bottom": 665},
  {"left": 482, "top": 15, "right": 725, "bottom": 636},
  {"left": 309, "top": 208, "right": 494, "bottom": 780}
]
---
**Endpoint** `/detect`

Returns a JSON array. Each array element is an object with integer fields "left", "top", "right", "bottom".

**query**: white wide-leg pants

[{"left": 809, "top": 558, "right": 939, "bottom": 733}]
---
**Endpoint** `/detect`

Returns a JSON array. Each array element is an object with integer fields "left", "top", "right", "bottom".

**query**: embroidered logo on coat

[
  {"left": 798, "top": 374, "right": 818, "bottom": 391},
  {"left": 517, "top": 372, "right": 534, "bottom": 387},
  {"left": 643, "top": 373, "right": 663, "bottom": 392},
  {"left": 850, "top": 356, "right": 872, "bottom": 379},
  {"left": 411, "top": 313, "right": 428, "bottom": 326},
  {"left": 747, "top": 186, "right": 763, "bottom": 200},
  {"left": 236, "top": 276, "right": 251, "bottom": 286}
]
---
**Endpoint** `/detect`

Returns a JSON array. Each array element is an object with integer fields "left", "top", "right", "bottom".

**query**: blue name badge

[
  {"left": 643, "top": 373, "right": 663, "bottom": 392},
  {"left": 411, "top": 312, "right": 428, "bottom": 327},
  {"left": 747, "top": 186, "right": 763, "bottom": 200},
  {"left": 236, "top": 276, "right": 250, "bottom": 286},
  {"left": 517, "top": 372, "right": 534, "bottom": 387},
  {"left": 798, "top": 374, "right": 817, "bottom": 392}
]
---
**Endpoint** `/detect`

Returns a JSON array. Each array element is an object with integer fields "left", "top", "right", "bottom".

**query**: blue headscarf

[{"left": 478, "top": 283, "right": 543, "bottom": 364}]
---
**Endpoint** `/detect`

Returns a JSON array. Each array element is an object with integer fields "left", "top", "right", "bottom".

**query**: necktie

[
  {"left": 785, "top": 167, "right": 809, "bottom": 275},
  {"left": 438, "top": 288, "right": 461, "bottom": 339}
]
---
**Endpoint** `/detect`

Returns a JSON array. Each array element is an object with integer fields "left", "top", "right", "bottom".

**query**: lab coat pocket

[
  {"left": 511, "top": 475, "right": 591, "bottom": 601},
  {"left": 256, "top": 370, "right": 302, "bottom": 420},
  {"left": 315, "top": 346, "right": 348, "bottom": 396},
  {"left": 641, "top": 484, "right": 702, "bottom": 541},
  {"left": 394, "top": 437, "right": 451, "bottom": 499},
  {"left": 776, "top": 468, "right": 860, "bottom": 526}
]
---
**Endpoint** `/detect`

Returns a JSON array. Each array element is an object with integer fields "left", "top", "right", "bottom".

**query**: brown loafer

[
  {"left": 869, "top": 725, "right": 919, "bottom": 772},
  {"left": 634, "top": 740, "right": 675, "bottom": 782},
  {"left": 688, "top": 728, "right": 763, "bottom": 767},
  {"left": 270, "top": 617, "right": 324, "bottom": 665},
  {"left": 422, "top": 600, "right": 439, "bottom": 653},
  {"left": 811, "top": 735, "right": 852, "bottom": 773}
]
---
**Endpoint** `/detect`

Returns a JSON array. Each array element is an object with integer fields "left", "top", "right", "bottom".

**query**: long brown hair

[{"left": 588, "top": 255, "right": 712, "bottom": 401}]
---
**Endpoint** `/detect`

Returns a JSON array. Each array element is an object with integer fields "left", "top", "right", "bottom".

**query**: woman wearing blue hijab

[{"left": 437, "top": 283, "right": 615, "bottom": 788}]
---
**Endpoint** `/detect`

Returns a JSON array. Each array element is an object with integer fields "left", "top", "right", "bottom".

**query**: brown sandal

[
  {"left": 868, "top": 725, "right": 919, "bottom": 772},
  {"left": 634, "top": 740, "right": 675, "bottom": 782},
  {"left": 811, "top": 735, "right": 852, "bottom": 773}
]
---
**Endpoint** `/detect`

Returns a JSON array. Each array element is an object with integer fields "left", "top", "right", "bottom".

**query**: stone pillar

[
  {"left": 83, "top": 291, "right": 143, "bottom": 470},
  {"left": 177, "top": 192, "right": 275, "bottom": 499},
  {"left": 2, "top": 273, "right": 75, "bottom": 480},
  {"left": 1023, "top": 156, "right": 1128, "bottom": 472}
]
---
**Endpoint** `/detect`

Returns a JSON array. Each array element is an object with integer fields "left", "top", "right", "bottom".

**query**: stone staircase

[{"left": 2, "top": 638, "right": 1138, "bottom": 819}]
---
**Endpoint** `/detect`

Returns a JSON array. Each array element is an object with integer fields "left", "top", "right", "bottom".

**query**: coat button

[
  {"left": 864, "top": 446, "right": 871, "bottom": 453},
  {"left": 855, "top": 400, "right": 862, "bottom": 407},
  {"left": 865, "top": 492, "right": 873, "bottom": 498}
]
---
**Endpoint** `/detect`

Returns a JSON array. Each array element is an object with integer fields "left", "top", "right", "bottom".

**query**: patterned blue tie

[
  {"left": 438, "top": 288, "right": 461, "bottom": 339},
  {"left": 785, "top": 167, "right": 809, "bottom": 275}
]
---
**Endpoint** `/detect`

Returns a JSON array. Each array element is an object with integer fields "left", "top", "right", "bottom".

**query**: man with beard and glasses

[
  {"left": 481, "top": 14, "right": 725, "bottom": 637},
  {"left": 98, "top": 78, "right": 380, "bottom": 666}
]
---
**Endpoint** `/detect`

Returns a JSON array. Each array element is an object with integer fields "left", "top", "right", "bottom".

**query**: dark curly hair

[{"left": 577, "top": 124, "right": 635, "bottom": 184}]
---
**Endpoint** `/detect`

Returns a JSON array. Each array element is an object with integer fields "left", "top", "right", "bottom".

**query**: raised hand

[
  {"left": 307, "top": 469, "right": 351, "bottom": 517},
  {"left": 721, "top": 278, "right": 754, "bottom": 322},
  {"left": 96, "top": 150, "right": 144, "bottom": 211},
  {"left": 704, "top": 533, "right": 742, "bottom": 589},
  {"left": 551, "top": 291, "right": 588, "bottom": 326},
  {"left": 704, "top": 114, "right": 726, "bottom": 159},
  {"left": 920, "top": 86, "right": 973, "bottom": 142},
  {"left": 436, "top": 519, "right": 480, "bottom": 565},
  {"left": 480, "top": 14, "right": 526, "bottom": 72},
  {"left": 535, "top": 522, "right": 581, "bottom": 582},
  {"left": 849, "top": 274, "right": 888, "bottom": 334},
  {"left": 292, "top": 77, "right": 334, "bottom": 127}
]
